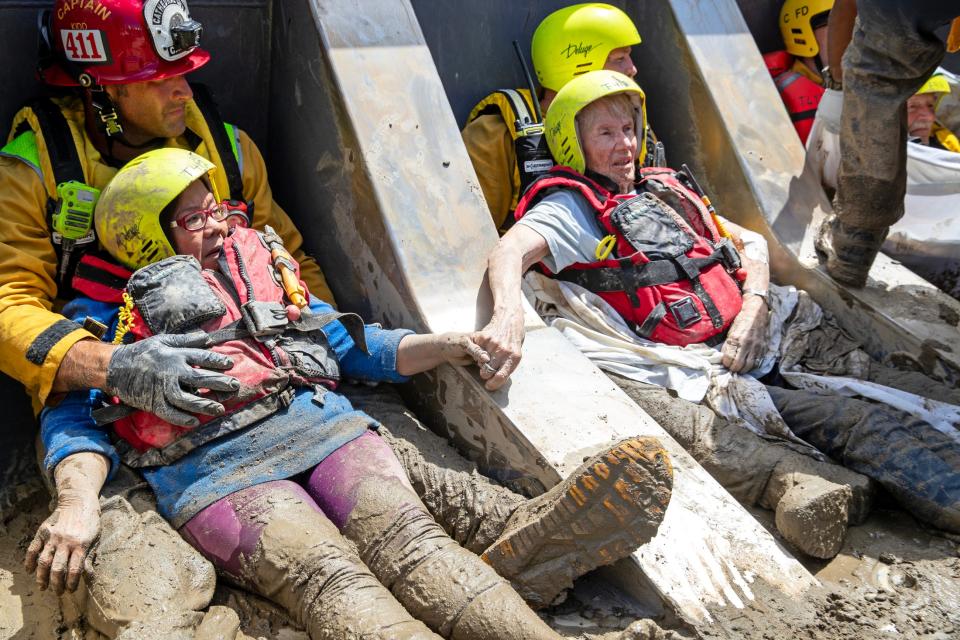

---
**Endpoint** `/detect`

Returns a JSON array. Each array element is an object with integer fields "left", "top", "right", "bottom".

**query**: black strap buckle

[
  {"left": 241, "top": 300, "right": 289, "bottom": 339},
  {"left": 668, "top": 296, "right": 702, "bottom": 329}
]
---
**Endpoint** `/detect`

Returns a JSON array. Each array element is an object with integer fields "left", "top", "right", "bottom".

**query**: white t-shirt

[{"left": 516, "top": 190, "right": 610, "bottom": 273}]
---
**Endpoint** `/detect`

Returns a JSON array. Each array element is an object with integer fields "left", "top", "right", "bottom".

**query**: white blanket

[{"left": 523, "top": 272, "right": 960, "bottom": 449}]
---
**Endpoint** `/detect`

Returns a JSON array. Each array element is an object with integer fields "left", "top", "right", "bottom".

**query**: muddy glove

[{"left": 104, "top": 333, "right": 239, "bottom": 427}]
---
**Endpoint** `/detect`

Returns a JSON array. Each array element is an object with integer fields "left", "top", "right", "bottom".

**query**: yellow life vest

[{"left": 933, "top": 122, "right": 960, "bottom": 153}]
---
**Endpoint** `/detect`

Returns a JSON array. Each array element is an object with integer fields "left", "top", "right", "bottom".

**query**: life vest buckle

[
  {"left": 669, "top": 296, "right": 702, "bottom": 329},
  {"left": 716, "top": 238, "right": 742, "bottom": 272},
  {"left": 241, "top": 300, "right": 289, "bottom": 339}
]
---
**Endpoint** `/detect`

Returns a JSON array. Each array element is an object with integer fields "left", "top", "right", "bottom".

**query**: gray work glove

[{"left": 104, "top": 333, "right": 239, "bottom": 427}]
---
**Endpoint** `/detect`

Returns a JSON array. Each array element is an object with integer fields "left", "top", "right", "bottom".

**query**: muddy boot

[
  {"left": 83, "top": 495, "right": 216, "bottom": 638},
  {"left": 347, "top": 500, "right": 561, "bottom": 640},
  {"left": 316, "top": 435, "right": 560, "bottom": 639},
  {"left": 113, "top": 607, "right": 251, "bottom": 640},
  {"left": 764, "top": 456, "right": 875, "bottom": 525},
  {"left": 762, "top": 457, "right": 875, "bottom": 559},
  {"left": 815, "top": 216, "right": 887, "bottom": 288},
  {"left": 481, "top": 437, "right": 673, "bottom": 609}
]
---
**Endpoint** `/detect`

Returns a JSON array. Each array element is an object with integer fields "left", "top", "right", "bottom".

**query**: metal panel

[
  {"left": 266, "top": 0, "right": 818, "bottom": 625},
  {"left": 409, "top": 0, "right": 631, "bottom": 126}
]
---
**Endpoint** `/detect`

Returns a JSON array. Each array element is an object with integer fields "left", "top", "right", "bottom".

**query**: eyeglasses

[{"left": 169, "top": 203, "right": 229, "bottom": 231}]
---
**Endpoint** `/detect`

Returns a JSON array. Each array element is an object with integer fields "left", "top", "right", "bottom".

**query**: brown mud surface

[{"left": 2, "top": 472, "right": 958, "bottom": 640}]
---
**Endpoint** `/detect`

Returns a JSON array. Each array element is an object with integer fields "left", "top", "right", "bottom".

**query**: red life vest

[
  {"left": 763, "top": 51, "right": 824, "bottom": 144},
  {"left": 77, "top": 227, "right": 365, "bottom": 468},
  {"left": 514, "top": 167, "right": 745, "bottom": 346}
]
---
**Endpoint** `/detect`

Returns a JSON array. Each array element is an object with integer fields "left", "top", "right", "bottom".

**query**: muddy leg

[
  {"left": 51, "top": 463, "right": 217, "bottom": 639},
  {"left": 341, "top": 384, "right": 673, "bottom": 608},
  {"left": 306, "top": 431, "right": 561, "bottom": 640},
  {"left": 607, "top": 373, "right": 870, "bottom": 558},
  {"left": 824, "top": 0, "right": 952, "bottom": 286},
  {"left": 768, "top": 386, "right": 960, "bottom": 534},
  {"left": 339, "top": 383, "right": 522, "bottom": 553},
  {"left": 180, "top": 479, "right": 439, "bottom": 640}
]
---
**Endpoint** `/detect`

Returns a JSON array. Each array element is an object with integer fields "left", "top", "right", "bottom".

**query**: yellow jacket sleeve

[
  {"left": 461, "top": 114, "right": 517, "bottom": 231},
  {"left": 237, "top": 130, "right": 337, "bottom": 307},
  {"left": 0, "top": 157, "right": 95, "bottom": 411}
]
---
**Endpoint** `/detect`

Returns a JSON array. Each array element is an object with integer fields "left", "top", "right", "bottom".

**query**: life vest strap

[
  {"left": 556, "top": 244, "right": 731, "bottom": 291},
  {"left": 110, "top": 386, "right": 298, "bottom": 468}
]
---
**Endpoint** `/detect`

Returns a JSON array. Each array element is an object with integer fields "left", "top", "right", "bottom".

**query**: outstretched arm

[
  {"left": 395, "top": 332, "right": 489, "bottom": 376},
  {"left": 475, "top": 226, "right": 550, "bottom": 390},
  {"left": 25, "top": 451, "right": 108, "bottom": 594}
]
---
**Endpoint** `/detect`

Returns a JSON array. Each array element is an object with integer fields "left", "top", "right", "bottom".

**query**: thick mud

[{"left": 2, "top": 470, "right": 958, "bottom": 639}]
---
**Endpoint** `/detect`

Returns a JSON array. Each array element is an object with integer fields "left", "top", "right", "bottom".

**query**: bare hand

[
  {"left": 435, "top": 332, "right": 490, "bottom": 367},
  {"left": 474, "top": 310, "right": 525, "bottom": 391},
  {"left": 25, "top": 494, "right": 100, "bottom": 594},
  {"left": 721, "top": 297, "right": 770, "bottom": 373}
]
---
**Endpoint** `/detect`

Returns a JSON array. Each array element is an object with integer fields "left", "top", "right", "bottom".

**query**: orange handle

[{"left": 271, "top": 247, "right": 307, "bottom": 308}]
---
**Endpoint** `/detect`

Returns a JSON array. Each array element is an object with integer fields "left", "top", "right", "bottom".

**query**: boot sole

[{"left": 481, "top": 437, "right": 673, "bottom": 608}]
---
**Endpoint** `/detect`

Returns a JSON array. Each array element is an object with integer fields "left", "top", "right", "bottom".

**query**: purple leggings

[{"left": 180, "top": 430, "right": 409, "bottom": 578}]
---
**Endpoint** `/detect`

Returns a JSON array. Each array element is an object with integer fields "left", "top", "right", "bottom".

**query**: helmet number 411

[{"left": 61, "top": 29, "right": 108, "bottom": 62}]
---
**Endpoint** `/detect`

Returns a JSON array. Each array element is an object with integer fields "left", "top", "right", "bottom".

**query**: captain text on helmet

[
  {"left": 462, "top": 3, "right": 655, "bottom": 233},
  {"left": 474, "top": 70, "right": 960, "bottom": 557}
]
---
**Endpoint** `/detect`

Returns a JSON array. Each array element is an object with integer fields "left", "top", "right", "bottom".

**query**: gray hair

[{"left": 576, "top": 93, "right": 640, "bottom": 134}]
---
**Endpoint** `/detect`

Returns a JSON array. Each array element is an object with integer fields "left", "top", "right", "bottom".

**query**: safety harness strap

[
  {"left": 190, "top": 83, "right": 244, "bottom": 201},
  {"left": 109, "top": 386, "right": 299, "bottom": 468},
  {"left": 466, "top": 88, "right": 538, "bottom": 136},
  {"left": 556, "top": 245, "right": 729, "bottom": 291},
  {"left": 27, "top": 98, "right": 89, "bottom": 295},
  {"left": 204, "top": 309, "right": 368, "bottom": 355},
  {"left": 27, "top": 98, "right": 85, "bottom": 189}
]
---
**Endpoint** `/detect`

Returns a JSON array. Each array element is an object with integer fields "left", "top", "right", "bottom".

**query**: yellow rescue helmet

[
  {"left": 544, "top": 70, "right": 647, "bottom": 174},
  {"left": 779, "top": 0, "right": 834, "bottom": 58},
  {"left": 917, "top": 74, "right": 951, "bottom": 96},
  {"left": 95, "top": 148, "right": 220, "bottom": 270},
  {"left": 531, "top": 3, "right": 641, "bottom": 92}
]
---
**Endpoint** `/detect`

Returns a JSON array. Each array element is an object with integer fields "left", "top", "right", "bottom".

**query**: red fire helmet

[{"left": 40, "top": 0, "right": 210, "bottom": 86}]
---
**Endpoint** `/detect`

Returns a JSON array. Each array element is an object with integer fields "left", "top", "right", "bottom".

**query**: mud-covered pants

[
  {"left": 610, "top": 375, "right": 960, "bottom": 533},
  {"left": 832, "top": 0, "right": 955, "bottom": 271},
  {"left": 180, "top": 431, "right": 558, "bottom": 640}
]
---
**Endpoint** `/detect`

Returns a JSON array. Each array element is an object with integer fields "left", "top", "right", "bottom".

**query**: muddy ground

[{"left": 1, "top": 467, "right": 958, "bottom": 640}]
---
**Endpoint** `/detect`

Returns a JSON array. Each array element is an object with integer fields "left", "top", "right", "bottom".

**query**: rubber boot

[
  {"left": 346, "top": 383, "right": 672, "bottom": 608},
  {"left": 762, "top": 457, "right": 875, "bottom": 559},
  {"left": 481, "top": 437, "right": 673, "bottom": 608},
  {"left": 338, "top": 478, "right": 561, "bottom": 639},
  {"left": 815, "top": 215, "right": 888, "bottom": 288}
]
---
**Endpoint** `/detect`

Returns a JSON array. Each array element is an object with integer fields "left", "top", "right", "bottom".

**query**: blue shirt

[{"left": 41, "top": 294, "right": 412, "bottom": 528}]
